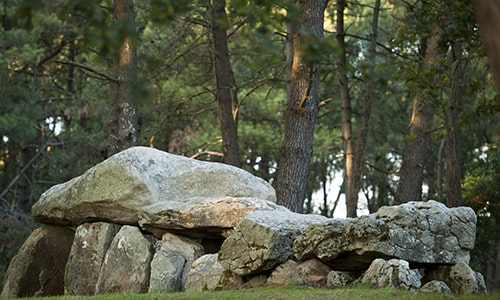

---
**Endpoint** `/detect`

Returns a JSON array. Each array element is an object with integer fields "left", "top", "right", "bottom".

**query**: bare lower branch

[
  {"left": 55, "top": 60, "right": 117, "bottom": 83},
  {"left": 190, "top": 151, "right": 224, "bottom": 159}
]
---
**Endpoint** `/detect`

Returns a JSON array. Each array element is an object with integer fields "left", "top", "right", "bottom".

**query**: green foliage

[
  {"left": 1, "top": 0, "right": 500, "bottom": 289},
  {"left": 463, "top": 145, "right": 500, "bottom": 274}
]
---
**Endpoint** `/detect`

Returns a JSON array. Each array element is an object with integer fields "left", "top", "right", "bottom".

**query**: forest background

[{"left": 1, "top": 0, "right": 499, "bottom": 292}]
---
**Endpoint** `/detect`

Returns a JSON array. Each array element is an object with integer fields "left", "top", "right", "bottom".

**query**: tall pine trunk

[
  {"left": 107, "top": 0, "right": 138, "bottom": 157},
  {"left": 336, "top": 0, "right": 356, "bottom": 217},
  {"left": 445, "top": 41, "right": 467, "bottom": 207},
  {"left": 341, "top": 0, "right": 381, "bottom": 218},
  {"left": 274, "top": 0, "right": 327, "bottom": 213},
  {"left": 472, "top": 0, "right": 500, "bottom": 92},
  {"left": 395, "top": 26, "right": 442, "bottom": 204},
  {"left": 210, "top": 0, "right": 241, "bottom": 167}
]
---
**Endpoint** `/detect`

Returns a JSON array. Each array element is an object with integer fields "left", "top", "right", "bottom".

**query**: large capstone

[
  {"left": 293, "top": 201, "right": 476, "bottom": 270},
  {"left": 32, "top": 146, "right": 281, "bottom": 238}
]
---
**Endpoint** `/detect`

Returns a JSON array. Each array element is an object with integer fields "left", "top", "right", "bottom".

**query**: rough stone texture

[
  {"left": 360, "top": 258, "right": 422, "bottom": 290},
  {"left": 266, "top": 259, "right": 331, "bottom": 288},
  {"left": 32, "top": 146, "right": 280, "bottom": 238},
  {"left": 65, "top": 222, "right": 121, "bottom": 295},
  {"left": 218, "top": 210, "right": 326, "bottom": 276},
  {"left": 242, "top": 274, "right": 268, "bottom": 288},
  {"left": 184, "top": 254, "right": 243, "bottom": 292},
  {"left": 148, "top": 232, "right": 205, "bottom": 292},
  {"left": 1, "top": 226, "right": 74, "bottom": 298},
  {"left": 422, "top": 262, "right": 487, "bottom": 294},
  {"left": 294, "top": 201, "right": 476, "bottom": 270},
  {"left": 95, "top": 225, "right": 153, "bottom": 294},
  {"left": 420, "top": 280, "right": 453, "bottom": 294},
  {"left": 295, "top": 259, "right": 332, "bottom": 287},
  {"left": 148, "top": 251, "right": 185, "bottom": 293},
  {"left": 326, "top": 271, "right": 355, "bottom": 288},
  {"left": 267, "top": 260, "right": 300, "bottom": 286}
]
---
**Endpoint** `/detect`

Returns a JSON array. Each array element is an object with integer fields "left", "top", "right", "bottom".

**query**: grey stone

[
  {"left": 1, "top": 226, "right": 74, "bottom": 298},
  {"left": 243, "top": 274, "right": 268, "bottom": 288},
  {"left": 295, "top": 258, "right": 332, "bottom": 287},
  {"left": 422, "top": 262, "right": 487, "bottom": 294},
  {"left": 267, "top": 260, "right": 300, "bottom": 286},
  {"left": 360, "top": 258, "right": 422, "bottom": 290},
  {"left": 95, "top": 225, "right": 153, "bottom": 294},
  {"left": 294, "top": 201, "right": 476, "bottom": 270},
  {"left": 267, "top": 259, "right": 331, "bottom": 288},
  {"left": 148, "top": 251, "right": 185, "bottom": 293},
  {"left": 32, "top": 146, "right": 280, "bottom": 239},
  {"left": 65, "top": 222, "right": 121, "bottom": 295},
  {"left": 148, "top": 232, "right": 205, "bottom": 292},
  {"left": 420, "top": 280, "right": 453, "bottom": 294},
  {"left": 219, "top": 210, "right": 326, "bottom": 276},
  {"left": 184, "top": 254, "right": 243, "bottom": 292},
  {"left": 326, "top": 271, "right": 355, "bottom": 288}
]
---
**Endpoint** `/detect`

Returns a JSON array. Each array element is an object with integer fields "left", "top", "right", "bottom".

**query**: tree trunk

[
  {"left": 274, "top": 0, "right": 327, "bottom": 213},
  {"left": 210, "top": 0, "right": 241, "bottom": 167},
  {"left": 107, "top": 0, "right": 138, "bottom": 157},
  {"left": 336, "top": 0, "right": 356, "bottom": 217},
  {"left": 394, "top": 26, "right": 442, "bottom": 204},
  {"left": 472, "top": 0, "right": 500, "bottom": 92},
  {"left": 445, "top": 41, "right": 467, "bottom": 207},
  {"left": 346, "top": 0, "right": 381, "bottom": 218}
]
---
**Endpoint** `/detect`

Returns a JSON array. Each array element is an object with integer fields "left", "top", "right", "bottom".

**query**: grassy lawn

[{"left": 16, "top": 286, "right": 499, "bottom": 300}]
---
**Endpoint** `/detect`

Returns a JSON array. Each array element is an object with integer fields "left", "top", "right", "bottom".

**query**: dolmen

[{"left": 0, "top": 147, "right": 487, "bottom": 298}]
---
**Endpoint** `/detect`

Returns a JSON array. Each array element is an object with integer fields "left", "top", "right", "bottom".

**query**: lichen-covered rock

[
  {"left": 1, "top": 226, "right": 74, "bottom": 298},
  {"left": 184, "top": 254, "right": 243, "bottom": 292},
  {"left": 65, "top": 222, "right": 121, "bottom": 295},
  {"left": 326, "top": 271, "right": 355, "bottom": 288},
  {"left": 218, "top": 210, "right": 326, "bottom": 276},
  {"left": 95, "top": 226, "right": 153, "bottom": 294},
  {"left": 422, "top": 262, "right": 487, "bottom": 294},
  {"left": 420, "top": 280, "right": 453, "bottom": 294},
  {"left": 293, "top": 201, "right": 476, "bottom": 270},
  {"left": 32, "top": 146, "right": 280, "bottom": 239},
  {"left": 361, "top": 259, "right": 422, "bottom": 290},
  {"left": 148, "top": 232, "right": 204, "bottom": 292},
  {"left": 267, "top": 259, "right": 331, "bottom": 288},
  {"left": 148, "top": 251, "right": 185, "bottom": 293},
  {"left": 267, "top": 260, "right": 300, "bottom": 286}
]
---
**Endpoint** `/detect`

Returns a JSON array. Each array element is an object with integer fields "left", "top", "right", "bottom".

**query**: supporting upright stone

[
  {"left": 95, "top": 225, "right": 153, "bottom": 294},
  {"left": 1, "top": 226, "right": 74, "bottom": 298},
  {"left": 65, "top": 222, "right": 121, "bottom": 295}
]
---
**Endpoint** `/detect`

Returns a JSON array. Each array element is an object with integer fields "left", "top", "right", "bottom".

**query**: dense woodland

[{"left": 1, "top": 0, "right": 499, "bottom": 291}]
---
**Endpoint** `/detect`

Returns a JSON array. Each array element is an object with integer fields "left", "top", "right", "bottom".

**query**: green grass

[{"left": 15, "top": 286, "right": 500, "bottom": 300}]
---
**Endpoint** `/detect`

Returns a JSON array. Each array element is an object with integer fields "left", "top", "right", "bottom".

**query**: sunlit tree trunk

[
  {"left": 395, "top": 26, "right": 442, "bottom": 204},
  {"left": 336, "top": 0, "right": 357, "bottom": 217},
  {"left": 107, "top": 0, "right": 138, "bottom": 157},
  {"left": 274, "top": 0, "right": 328, "bottom": 213},
  {"left": 210, "top": 0, "right": 241, "bottom": 167},
  {"left": 344, "top": 0, "right": 381, "bottom": 217}
]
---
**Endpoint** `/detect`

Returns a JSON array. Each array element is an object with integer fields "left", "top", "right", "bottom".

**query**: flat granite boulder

[
  {"left": 219, "top": 210, "right": 326, "bottom": 276},
  {"left": 293, "top": 201, "right": 476, "bottom": 271},
  {"left": 32, "top": 146, "right": 281, "bottom": 238}
]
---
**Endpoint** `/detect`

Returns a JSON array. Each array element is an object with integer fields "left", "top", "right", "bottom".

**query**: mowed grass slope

[{"left": 16, "top": 286, "right": 500, "bottom": 300}]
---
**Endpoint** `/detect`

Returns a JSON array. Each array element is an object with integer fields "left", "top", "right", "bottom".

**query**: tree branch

[
  {"left": 190, "top": 151, "right": 224, "bottom": 159},
  {"left": 55, "top": 60, "right": 117, "bottom": 83}
]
